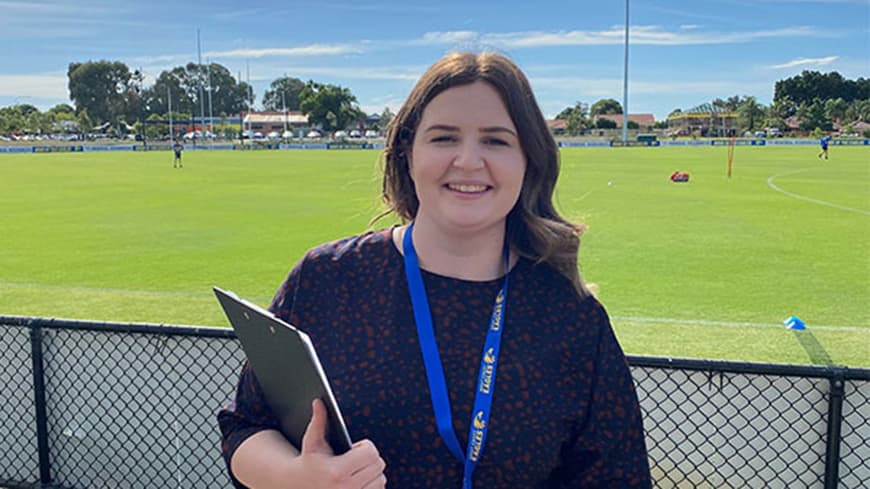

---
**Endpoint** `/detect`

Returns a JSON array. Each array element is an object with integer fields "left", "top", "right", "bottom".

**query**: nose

[{"left": 452, "top": 140, "right": 485, "bottom": 170}]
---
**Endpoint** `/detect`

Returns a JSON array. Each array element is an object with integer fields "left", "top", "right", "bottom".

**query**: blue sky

[{"left": 1, "top": 0, "right": 868, "bottom": 120}]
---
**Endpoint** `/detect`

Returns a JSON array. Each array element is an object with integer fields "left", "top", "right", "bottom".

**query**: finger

[
  {"left": 333, "top": 439, "right": 382, "bottom": 476},
  {"left": 301, "top": 399, "right": 333, "bottom": 455},
  {"left": 360, "top": 473, "right": 387, "bottom": 489},
  {"left": 350, "top": 455, "right": 386, "bottom": 480}
]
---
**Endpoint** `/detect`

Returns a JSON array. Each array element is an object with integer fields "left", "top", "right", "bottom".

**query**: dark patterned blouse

[{"left": 218, "top": 229, "right": 651, "bottom": 488}]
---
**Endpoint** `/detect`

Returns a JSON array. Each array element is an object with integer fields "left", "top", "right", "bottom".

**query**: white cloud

[
  {"left": 531, "top": 76, "right": 770, "bottom": 98},
  {"left": 418, "top": 25, "right": 823, "bottom": 48},
  {"left": 680, "top": 24, "right": 702, "bottom": 30},
  {"left": 250, "top": 65, "right": 421, "bottom": 82},
  {"left": 128, "top": 54, "right": 187, "bottom": 65},
  {"left": 207, "top": 44, "right": 363, "bottom": 59},
  {"left": 359, "top": 97, "right": 405, "bottom": 116},
  {"left": 0, "top": 73, "right": 68, "bottom": 99},
  {"left": 0, "top": 0, "right": 126, "bottom": 14},
  {"left": 417, "top": 31, "right": 479, "bottom": 45},
  {"left": 769, "top": 56, "right": 839, "bottom": 69}
]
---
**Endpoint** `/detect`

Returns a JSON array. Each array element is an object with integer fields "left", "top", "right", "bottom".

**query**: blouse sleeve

[
  {"left": 565, "top": 306, "right": 652, "bottom": 488},
  {"left": 216, "top": 255, "right": 308, "bottom": 488}
]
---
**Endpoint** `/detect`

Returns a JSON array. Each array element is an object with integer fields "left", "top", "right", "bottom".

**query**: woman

[{"left": 218, "top": 51, "right": 651, "bottom": 488}]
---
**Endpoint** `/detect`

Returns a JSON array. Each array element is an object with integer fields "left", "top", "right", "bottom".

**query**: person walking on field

[
  {"left": 818, "top": 135, "right": 832, "bottom": 159},
  {"left": 173, "top": 140, "right": 183, "bottom": 168}
]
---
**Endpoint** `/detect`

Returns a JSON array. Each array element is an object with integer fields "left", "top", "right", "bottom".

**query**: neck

[{"left": 397, "top": 220, "right": 509, "bottom": 281}]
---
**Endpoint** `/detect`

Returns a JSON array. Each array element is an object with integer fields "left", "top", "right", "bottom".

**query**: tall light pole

[
  {"left": 282, "top": 90, "right": 288, "bottom": 132},
  {"left": 206, "top": 57, "right": 214, "bottom": 137},
  {"left": 246, "top": 60, "right": 253, "bottom": 136},
  {"left": 239, "top": 70, "right": 246, "bottom": 139},
  {"left": 282, "top": 73, "right": 288, "bottom": 133},
  {"left": 167, "top": 86, "right": 173, "bottom": 141},
  {"left": 622, "top": 0, "right": 630, "bottom": 144},
  {"left": 197, "top": 28, "right": 205, "bottom": 139}
]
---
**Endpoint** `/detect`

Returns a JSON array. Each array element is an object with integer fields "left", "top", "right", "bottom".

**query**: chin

[{"left": 442, "top": 216, "right": 505, "bottom": 233}]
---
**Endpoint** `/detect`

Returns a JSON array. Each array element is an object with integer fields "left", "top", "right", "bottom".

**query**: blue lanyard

[{"left": 402, "top": 223, "right": 509, "bottom": 489}]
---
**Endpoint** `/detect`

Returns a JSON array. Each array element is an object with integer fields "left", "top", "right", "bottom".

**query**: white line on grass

[
  {"left": 613, "top": 315, "right": 869, "bottom": 333},
  {"left": 767, "top": 168, "right": 870, "bottom": 216},
  {"left": 4, "top": 281, "right": 867, "bottom": 332}
]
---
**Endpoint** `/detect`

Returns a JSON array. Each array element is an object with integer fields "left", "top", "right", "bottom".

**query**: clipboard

[{"left": 214, "top": 286, "right": 353, "bottom": 454}]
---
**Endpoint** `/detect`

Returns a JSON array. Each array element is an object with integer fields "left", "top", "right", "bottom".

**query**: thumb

[{"left": 301, "top": 398, "right": 334, "bottom": 455}]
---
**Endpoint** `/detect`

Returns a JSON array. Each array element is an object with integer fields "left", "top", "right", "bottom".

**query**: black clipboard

[{"left": 214, "top": 286, "right": 352, "bottom": 454}]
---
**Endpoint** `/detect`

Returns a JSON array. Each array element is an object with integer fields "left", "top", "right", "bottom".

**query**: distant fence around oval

[{"left": 1, "top": 139, "right": 867, "bottom": 154}]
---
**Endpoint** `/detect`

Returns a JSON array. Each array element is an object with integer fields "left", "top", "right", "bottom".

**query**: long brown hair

[{"left": 381, "top": 51, "right": 589, "bottom": 298}]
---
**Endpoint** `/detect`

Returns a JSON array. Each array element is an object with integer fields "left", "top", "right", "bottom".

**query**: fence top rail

[
  {"left": 626, "top": 354, "right": 870, "bottom": 381},
  {"left": 2, "top": 314, "right": 869, "bottom": 380},
  {"left": 0, "top": 314, "right": 235, "bottom": 339}
]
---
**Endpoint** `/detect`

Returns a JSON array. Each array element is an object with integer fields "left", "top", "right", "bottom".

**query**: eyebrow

[{"left": 423, "top": 124, "right": 517, "bottom": 137}]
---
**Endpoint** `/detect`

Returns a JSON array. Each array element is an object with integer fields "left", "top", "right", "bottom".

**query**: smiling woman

[
  {"left": 406, "top": 81, "right": 527, "bottom": 273},
  {"left": 217, "top": 51, "right": 652, "bottom": 489}
]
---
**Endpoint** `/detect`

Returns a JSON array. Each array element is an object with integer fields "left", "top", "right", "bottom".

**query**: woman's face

[{"left": 409, "top": 81, "right": 526, "bottom": 236}]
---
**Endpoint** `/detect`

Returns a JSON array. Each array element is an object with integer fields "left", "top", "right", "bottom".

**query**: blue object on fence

[{"left": 784, "top": 316, "right": 806, "bottom": 330}]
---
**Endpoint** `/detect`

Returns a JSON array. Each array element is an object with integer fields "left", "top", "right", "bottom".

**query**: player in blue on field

[{"left": 818, "top": 135, "right": 832, "bottom": 160}]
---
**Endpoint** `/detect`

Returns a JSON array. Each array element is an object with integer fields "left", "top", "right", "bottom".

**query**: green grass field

[{"left": 1, "top": 145, "right": 868, "bottom": 366}]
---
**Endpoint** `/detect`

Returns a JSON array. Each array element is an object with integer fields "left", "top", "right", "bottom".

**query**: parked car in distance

[
  {"left": 305, "top": 130, "right": 322, "bottom": 139},
  {"left": 349, "top": 129, "right": 361, "bottom": 138},
  {"left": 767, "top": 128, "right": 783, "bottom": 137},
  {"left": 364, "top": 130, "right": 379, "bottom": 138}
]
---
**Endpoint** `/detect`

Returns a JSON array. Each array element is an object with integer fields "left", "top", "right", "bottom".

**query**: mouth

[{"left": 445, "top": 183, "right": 491, "bottom": 194}]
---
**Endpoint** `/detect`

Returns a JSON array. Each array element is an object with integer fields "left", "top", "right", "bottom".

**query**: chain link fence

[{"left": 2, "top": 315, "right": 868, "bottom": 489}]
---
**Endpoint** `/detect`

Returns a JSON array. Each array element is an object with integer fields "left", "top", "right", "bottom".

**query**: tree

[
  {"left": 0, "top": 106, "right": 26, "bottom": 133},
  {"left": 68, "top": 60, "right": 141, "bottom": 125},
  {"left": 557, "top": 102, "right": 590, "bottom": 135},
  {"left": 76, "top": 111, "right": 92, "bottom": 134},
  {"left": 589, "top": 98, "right": 623, "bottom": 116},
  {"left": 824, "top": 98, "right": 848, "bottom": 124},
  {"left": 555, "top": 105, "right": 578, "bottom": 120},
  {"left": 299, "top": 81, "right": 360, "bottom": 132},
  {"left": 724, "top": 96, "right": 741, "bottom": 112},
  {"left": 141, "top": 62, "right": 251, "bottom": 118},
  {"left": 737, "top": 96, "right": 765, "bottom": 132},
  {"left": 48, "top": 104, "right": 75, "bottom": 116},
  {"left": 775, "top": 70, "right": 870, "bottom": 106},
  {"left": 141, "top": 68, "right": 192, "bottom": 115},
  {"left": 379, "top": 107, "right": 394, "bottom": 132},
  {"left": 845, "top": 99, "right": 870, "bottom": 122},
  {"left": 143, "top": 113, "right": 166, "bottom": 139},
  {"left": 797, "top": 99, "right": 832, "bottom": 131},
  {"left": 595, "top": 118, "right": 617, "bottom": 129},
  {"left": 263, "top": 77, "right": 305, "bottom": 111},
  {"left": 205, "top": 63, "right": 253, "bottom": 116}
]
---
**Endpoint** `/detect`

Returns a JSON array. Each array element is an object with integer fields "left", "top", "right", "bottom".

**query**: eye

[
  {"left": 483, "top": 137, "right": 510, "bottom": 147},
  {"left": 430, "top": 135, "right": 457, "bottom": 143}
]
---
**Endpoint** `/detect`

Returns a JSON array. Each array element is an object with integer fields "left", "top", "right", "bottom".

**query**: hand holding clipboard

[{"left": 214, "top": 287, "right": 352, "bottom": 454}]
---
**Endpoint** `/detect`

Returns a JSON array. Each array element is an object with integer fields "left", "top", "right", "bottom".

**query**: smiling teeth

[{"left": 448, "top": 184, "right": 487, "bottom": 193}]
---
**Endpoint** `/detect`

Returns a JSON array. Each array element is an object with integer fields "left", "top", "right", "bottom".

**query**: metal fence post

[
  {"left": 29, "top": 324, "right": 52, "bottom": 486},
  {"left": 823, "top": 369, "right": 845, "bottom": 489}
]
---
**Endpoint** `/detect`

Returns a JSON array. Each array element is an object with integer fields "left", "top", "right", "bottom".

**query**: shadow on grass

[{"left": 792, "top": 330, "right": 834, "bottom": 365}]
